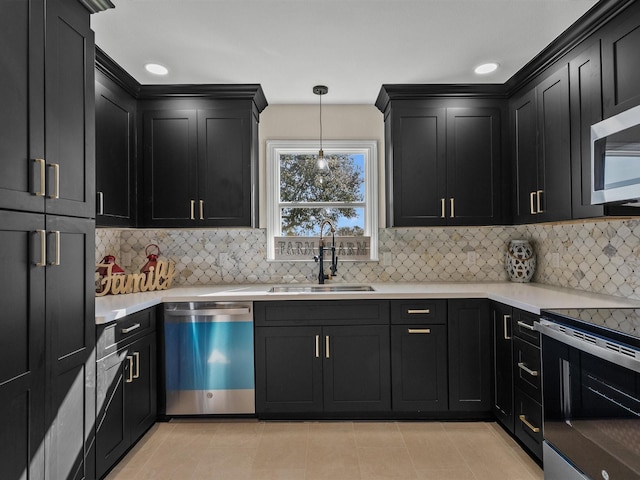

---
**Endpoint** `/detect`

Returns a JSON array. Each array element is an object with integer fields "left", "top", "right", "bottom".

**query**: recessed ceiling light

[
  {"left": 145, "top": 63, "right": 169, "bottom": 75},
  {"left": 474, "top": 63, "right": 499, "bottom": 75}
]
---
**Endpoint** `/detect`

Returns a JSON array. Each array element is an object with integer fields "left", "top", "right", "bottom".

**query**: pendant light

[{"left": 313, "top": 85, "right": 329, "bottom": 170}]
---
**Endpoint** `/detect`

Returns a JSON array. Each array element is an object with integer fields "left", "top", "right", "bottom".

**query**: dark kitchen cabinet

[
  {"left": 0, "top": 0, "right": 94, "bottom": 218},
  {"left": 0, "top": 1, "right": 97, "bottom": 479},
  {"left": 382, "top": 102, "right": 503, "bottom": 226},
  {"left": 390, "top": 300, "right": 448, "bottom": 412},
  {"left": 254, "top": 300, "right": 390, "bottom": 416},
  {"left": 492, "top": 304, "right": 543, "bottom": 461},
  {"left": 95, "top": 61, "right": 137, "bottom": 227},
  {"left": 447, "top": 299, "right": 491, "bottom": 413},
  {"left": 512, "top": 66, "right": 571, "bottom": 223},
  {"left": 140, "top": 89, "right": 265, "bottom": 228},
  {"left": 96, "top": 309, "right": 157, "bottom": 479},
  {"left": 492, "top": 302, "right": 514, "bottom": 432},
  {"left": 601, "top": 1, "right": 640, "bottom": 117},
  {"left": 0, "top": 211, "right": 46, "bottom": 480}
]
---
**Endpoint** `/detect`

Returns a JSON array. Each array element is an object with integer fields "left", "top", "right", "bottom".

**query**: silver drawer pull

[
  {"left": 503, "top": 315, "right": 512, "bottom": 340},
  {"left": 121, "top": 323, "right": 141, "bottom": 334},
  {"left": 35, "top": 229, "right": 46, "bottom": 267},
  {"left": 126, "top": 355, "right": 134, "bottom": 383},
  {"left": 34, "top": 158, "right": 46, "bottom": 196},
  {"left": 407, "top": 309, "right": 430, "bottom": 314},
  {"left": 518, "top": 362, "right": 539, "bottom": 377},
  {"left": 408, "top": 328, "right": 431, "bottom": 334},
  {"left": 517, "top": 321, "right": 536, "bottom": 331},
  {"left": 133, "top": 352, "right": 140, "bottom": 379},
  {"left": 519, "top": 415, "right": 540, "bottom": 433},
  {"left": 315, "top": 335, "right": 320, "bottom": 358}
]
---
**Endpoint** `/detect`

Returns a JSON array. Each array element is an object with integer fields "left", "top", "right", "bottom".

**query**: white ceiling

[{"left": 91, "top": 0, "right": 599, "bottom": 105}]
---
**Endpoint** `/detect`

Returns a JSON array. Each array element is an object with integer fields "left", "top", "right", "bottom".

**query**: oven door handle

[{"left": 535, "top": 320, "right": 640, "bottom": 374}]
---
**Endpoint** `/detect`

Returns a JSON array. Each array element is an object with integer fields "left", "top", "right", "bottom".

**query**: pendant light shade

[{"left": 314, "top": 85, "right": 329, "bottom": 170}]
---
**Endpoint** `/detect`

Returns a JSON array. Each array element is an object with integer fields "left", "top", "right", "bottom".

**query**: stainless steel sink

[{"left": 268, "top": 285, "right": 374, "bottom": 293}]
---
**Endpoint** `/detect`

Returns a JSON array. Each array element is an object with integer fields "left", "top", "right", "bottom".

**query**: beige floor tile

[
  {"left": 249, "top": 467, "right": 307, "bottom": 479},
  {"left": 307, "top": 421, "right": 357, "bottom": 448},
  {"left": 415, "top": 467, "right": 477, "bottom": 480},
  {"left": 353, "top": 421, "right": 405, "bottom": 448},
  {"left": 252, "top": 443, "right": 308, "bottom": 470},
  {"left": 305, "top": 445, "right": 362, "bottom": 479},
  {"left": 357, "top": 446, "right": 418, "bottom": 479}
]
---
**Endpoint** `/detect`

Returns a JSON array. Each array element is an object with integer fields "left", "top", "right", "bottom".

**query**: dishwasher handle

[{"left": 166, "top": 307, "right": 251, "bottom": 317}]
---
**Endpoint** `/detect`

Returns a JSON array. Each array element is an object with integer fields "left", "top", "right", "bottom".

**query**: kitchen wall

[{"left": 96, "top": 105, "right": 640, "bottom": 301}]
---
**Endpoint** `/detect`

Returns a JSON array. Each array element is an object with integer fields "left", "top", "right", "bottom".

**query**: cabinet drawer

[
  {"left": 390, "top": 300, "right": 446, "bottom": 325},
  {"left": 254, "top": 300, "right": 389, "bottom": 326},
  {"left": 97, "top": 307, "right": 156, "bottom": 359},
  {"left": 513, "top": 337, "right": 541, "bottom": 402},
  {"left": 514, "top": 388, "right": 543, "bottom": 461},
  {"left": 513, "top": 310, "right": 540, "bottom": 346}
]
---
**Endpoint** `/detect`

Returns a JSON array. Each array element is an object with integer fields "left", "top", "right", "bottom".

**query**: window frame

[{"left": 266, "top": 140, "right": 378, "bottom": 261}]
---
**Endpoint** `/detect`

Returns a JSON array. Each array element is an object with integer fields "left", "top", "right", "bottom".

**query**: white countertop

[{"left": 95, "top": 282, "right": 640, "bottom": 324}]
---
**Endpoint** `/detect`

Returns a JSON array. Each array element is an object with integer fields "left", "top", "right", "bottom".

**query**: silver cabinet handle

[
  {"left": 536, "top": 190, "right": 543, "bottom": 213},
  {"left": 440, "top": 198, "right": 445, "bottom": 218},
  {"left": 518, "top": 362, "right": 539, "bottom": 377},
  {"left": 315, "top": 335, "right": 320, "bottom": 358},
  {"left": 407, "top": 309, "right": 430, "bottom": 315},
  {"left": 325, "top": 335, "right": 330, "bottom": 359},
  {"left": 121, "top": 323, "right": 141, "bottom": 334},
  {"left": 35, "top": 230, "right": 47, "bottom": 267},
  {"left": 166, "top": 308, "right": 251, "bottom": 317},
  {"left": 126, "top": 355, "right": 134, "bottom": 383},
  {"left": 517, "top": 320, "right": 535, "bottom": 331},
  {"left": 519, "top": 415, "right": 540, "bottom": 433},
  {"left": 530, "top": 191, "right": 536, "bottom": 215},
  {"left": 190, "top": 200, "right": 195, "bottom": 220},
  {"left": 97, "top": 191, "right": 104, "bottom": 215},
  {"left": 450, "top": 198, "right": 455, "bottom": 218},
  {"left": 408, "top": 328, "right": 431, "bottom": 334},
  {"left": 503, "top": 314, "right": 511, "bottom": 340},
  {"left": 199, "top": 200, "right": 204, "bottom": 220},
  {"left": 48, "top": 163, "right": 60, "bottom": 199},
  {"left": 34, "top": 158, "right": 46, "bottom": 196},
  {"left": 133, "top": 352, "right": 140, "bottom": 379},
  {"left": 49, "top": 231, "right": 60, "bottom": 266}
]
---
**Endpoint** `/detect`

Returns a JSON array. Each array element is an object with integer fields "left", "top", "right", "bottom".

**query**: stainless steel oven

[{"left": 536, "top": 309, "right": 640, "bottom": 480}]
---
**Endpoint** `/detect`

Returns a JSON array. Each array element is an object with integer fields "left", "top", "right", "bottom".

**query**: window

[{"left": 266, "top": 140, "right": 378, "bottom": 261}]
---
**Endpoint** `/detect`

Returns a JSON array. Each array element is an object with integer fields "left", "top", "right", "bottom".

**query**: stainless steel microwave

[{"left": 591, "top": 104, "right": 640, "bottom": 206}]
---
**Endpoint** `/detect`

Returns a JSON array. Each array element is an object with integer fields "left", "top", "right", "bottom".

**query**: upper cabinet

[
  {"left": 140, "top": 89, "right": 265, "bottom": 227},
  {"left": 376, "top": 89, "right": 506, "bottom": 227},
  {"left": 0, "top": 0, "right": 94, "bottom": 218},
  {"left": 95, "top": 50, "right": 138, "bottom": 227},
  {"left": 511, "top": 66, "right": 572, "bottom": 224}
]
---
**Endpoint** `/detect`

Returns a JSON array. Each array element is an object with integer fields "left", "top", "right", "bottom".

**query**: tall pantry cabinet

[{"left": 0, "top": 0, "right": 101, "bottom": 479}]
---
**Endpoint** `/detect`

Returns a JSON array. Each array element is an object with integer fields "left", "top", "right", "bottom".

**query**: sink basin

[{"left": 268, "top": 285, "right": 375, "bottom": 293}]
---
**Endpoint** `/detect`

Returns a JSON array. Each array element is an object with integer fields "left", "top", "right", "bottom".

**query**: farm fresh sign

[{"left": 274, "top": 236, "right": 371, "bottom": 261}]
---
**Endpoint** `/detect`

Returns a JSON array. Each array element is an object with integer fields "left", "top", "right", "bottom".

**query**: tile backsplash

[{"left": 96, "top": 218, "right": 640, "bottom": 301}]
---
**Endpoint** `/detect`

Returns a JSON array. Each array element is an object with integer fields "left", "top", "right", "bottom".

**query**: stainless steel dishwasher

[{"left": 163, "top": 301, "right": 254, "bottom": 415}]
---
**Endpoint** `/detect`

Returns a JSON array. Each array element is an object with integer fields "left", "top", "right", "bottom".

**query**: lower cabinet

[
  {"left": 96, "top": 308, "right": 157, "bottom": 479},
  {"left": 255, "top": 324, "right": 391, "bottom": 415},
  {"left": 254, "top": 300, "right": 391, "bottom": 416},
  {"left": 491, "top": 302, "right": 543, "bottom": 462}
]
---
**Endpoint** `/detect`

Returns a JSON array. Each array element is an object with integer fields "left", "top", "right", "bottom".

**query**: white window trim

[{"left": 266, "top": 140, "right": 378, "bottom": 261}]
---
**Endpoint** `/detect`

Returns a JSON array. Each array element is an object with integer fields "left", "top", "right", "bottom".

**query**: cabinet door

[
  {"left": 391, "top": 324, "right": 447, "bottom": 412},
  {"left": 323, "top": 325, "right": 391, "bottom": 412},
  {"left": 511, "top": 89, "right": 538, "bottom": 224},
  {"left": 0, "top": 0, "right": 45, "bottom": 213},
  {"left": 254, "top": 326, "right": 323, "bottom": 414},
  {"left": 0, "top": 211, "right": 46, "bottom": 480},
  {"left": 198, "top": 109, "right": 253, "bottom": 226},
  {"left": 95, "top": 77, "right": 136, "bottom": 226},
  {"left": 390, "top": 107, "right": 447, "bottom": 226},
  {"left": 492, "top": 302, "right": 514, "bottom": 432},
  {"left": 44, "top": 215, "right": 95, "bottom": 480},
  {"left": 126, "top": 334, "right": 157, "bottom": 441},
  {"left": 537, "top": 66, "right": 572, "bottom": 222},
  {"left": 142, "top": 110, "right": 198, "bottom": 226},
  {"left": 446, "top": 108, "right": 502, "bottom": 225},
  {"left": 45, "top": 0, "right": 94, "bottom": 218},
  {"left": 96, "top": 349, "right": 129, "bottom": 480},
  {"left": 602, "top": 3, "right": 640, "bottom": 117},
  {"left": 448, "top": 299, "right": 491, "bottom": 412},
  {"left": 570, "top": 42, "right": 605, "bottom": 219}
]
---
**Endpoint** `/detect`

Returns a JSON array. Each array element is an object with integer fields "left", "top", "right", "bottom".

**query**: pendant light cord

[{"left": 319, "top": 91, "right": 323, "bottom": 153}]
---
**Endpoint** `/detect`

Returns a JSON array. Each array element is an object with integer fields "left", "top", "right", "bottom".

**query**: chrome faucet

[{"left": 313, "top": 219, "right": 339, "bottom": 284}]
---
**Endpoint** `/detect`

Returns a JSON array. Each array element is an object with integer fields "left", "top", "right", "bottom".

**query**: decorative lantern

[
  {"left": 96, "top": 255, "right": 125, "bottom": 276},
  {"left": 505, "top": 239, "right": 536, "bottom": 283},
  {"left": 140, "top": 244, "right": 161, "bottom": 274}
]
